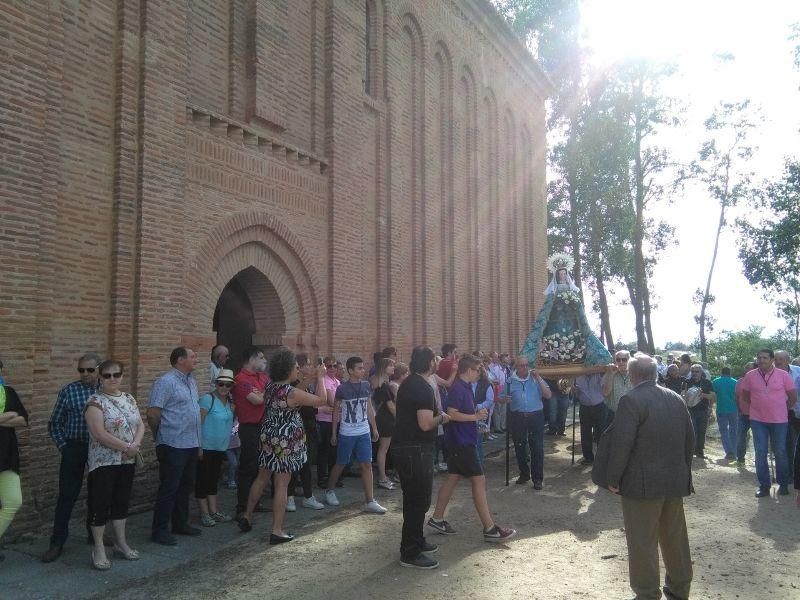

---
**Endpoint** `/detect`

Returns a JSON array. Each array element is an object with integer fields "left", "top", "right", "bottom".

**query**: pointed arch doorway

[{"left": 213, "top": 266, "right": 287, "bottom": 372}]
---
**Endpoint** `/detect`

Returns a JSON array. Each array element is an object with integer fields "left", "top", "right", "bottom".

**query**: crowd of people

[{"left": 0, "top": 342, "right": 798, "bottom": 594}]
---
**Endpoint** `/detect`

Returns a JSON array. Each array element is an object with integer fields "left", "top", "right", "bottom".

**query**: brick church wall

[{"left": 0, "top": 0, "right": 550, "bottom": 539}]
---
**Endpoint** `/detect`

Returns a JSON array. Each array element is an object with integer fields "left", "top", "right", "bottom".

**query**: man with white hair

[
  {"left": 602, "top": 353, "right": 694, "bottom": 600},
  {"left": 601, "top": 350, "right": 632, "bottom": 428}
]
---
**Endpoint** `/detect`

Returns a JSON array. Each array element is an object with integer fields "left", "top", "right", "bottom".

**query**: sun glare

[{"left": 581, "top": 0, "right": 707, "bottom": 65}]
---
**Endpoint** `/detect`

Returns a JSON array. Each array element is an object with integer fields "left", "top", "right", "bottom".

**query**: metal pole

[
  {"left": 571, "top": 387, "right": 577, "bottom": 465},
  {"left": 505, "top": 399, "right": 510, "bottom": 486}
]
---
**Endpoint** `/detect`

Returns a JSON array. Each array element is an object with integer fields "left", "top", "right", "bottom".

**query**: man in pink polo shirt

[{"left": 739, "top": 349, "right": 797, "bottom": 498}]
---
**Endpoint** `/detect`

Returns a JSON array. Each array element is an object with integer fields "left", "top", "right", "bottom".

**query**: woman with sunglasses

[
  {"left": 195, "top": 369, "right": 236, "bottom": 526},
  {"left": 84, "top": 360, "right": 144, "bottom": 570}
]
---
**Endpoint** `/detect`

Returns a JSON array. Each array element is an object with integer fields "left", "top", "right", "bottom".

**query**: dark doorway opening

[{"left": 213, "top": 267, "right": 288, "bottom": 372}]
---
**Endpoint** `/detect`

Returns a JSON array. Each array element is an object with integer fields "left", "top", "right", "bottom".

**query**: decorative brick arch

[{"left": 187, "top": 211, "right": 323, "bottom": 349}]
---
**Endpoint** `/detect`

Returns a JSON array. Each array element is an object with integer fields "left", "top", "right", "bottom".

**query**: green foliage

[
  {"left": 704, "top": 327, "right": 796, "bottom": 377},
  {"left": 737, "top": 160, "right": 800, "bottom": 354},
  {"left": 688, "top": 100, "right": 759, "bottom": 361}
]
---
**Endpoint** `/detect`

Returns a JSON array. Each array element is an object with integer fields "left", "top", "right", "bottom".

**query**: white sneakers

[
  {"left": 286, "top": 496, "right": 296, "bottom": 512},
  {"left": 323, "top": 490, "right": 386, "bottom": 513},
  {"left": 363, "top": 500, "right": 387, "bottom": 514},
  {"left": 303, "top": 496, "right": 325, "bottom": 510}
]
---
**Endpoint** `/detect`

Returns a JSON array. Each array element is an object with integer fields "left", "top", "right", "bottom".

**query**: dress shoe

[
  {"left": 173, "top": 525, "right": 202, "bottom": 536},
  {"left": 41, "top": 544, "right": 63, "bottom": 563},
  {"left": 515, "top": 474, "right": 530, "bottom": 485},
  {"left": 269, "top": 533, "right": 294, "bottom": 545},
  {"left": 755, "top": 486, "right": 771, "bottom": 498},
  {"left": 777, "top": 485, "right": 789, "bottom": 496},
  {"left": 151, "top": 532, "right": 177, "bottom": 546}
]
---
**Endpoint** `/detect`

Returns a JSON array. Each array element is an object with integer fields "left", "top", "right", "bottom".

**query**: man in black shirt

[{"left": 393, "top": 346, "right": 451, "bottom": 569}]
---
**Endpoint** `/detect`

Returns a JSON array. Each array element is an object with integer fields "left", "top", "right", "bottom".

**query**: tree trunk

[
  {"left": 595, "top": 264, "right": 615, "bottom": 351},
  {"left": 566, "top": 127, "right": 584, "bottom": 302},
  {"left": 700, "top": 200, "right": 727, "bottom": 363},
  {"left": 631, "top": 79, "right": 651, "bottom": 353}
]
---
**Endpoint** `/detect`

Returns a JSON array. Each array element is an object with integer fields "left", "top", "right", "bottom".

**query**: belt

[{"left": 512, "top": 410, "right": 540, "bottom": 416}]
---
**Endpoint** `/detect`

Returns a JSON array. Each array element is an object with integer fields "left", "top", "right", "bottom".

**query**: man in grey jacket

[{"left": 605, "top": 353, "right": 694, "bottom": 600}]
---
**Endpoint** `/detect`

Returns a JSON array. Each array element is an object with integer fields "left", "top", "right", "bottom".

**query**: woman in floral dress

[{"left": 238, "top": 348, "right": 327, "bottom": 544}]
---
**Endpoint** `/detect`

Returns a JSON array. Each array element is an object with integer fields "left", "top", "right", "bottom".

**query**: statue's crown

[{"left": 546, "top": 252, "right": 574, "bottom": 274}]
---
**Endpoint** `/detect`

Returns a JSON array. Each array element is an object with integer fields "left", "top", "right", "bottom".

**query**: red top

[
  {"left": 436, "top": 358, "right": 457, "bottom": 383},
  {"left": 233, "top": 369, "right": 270, "bottom": 425}
]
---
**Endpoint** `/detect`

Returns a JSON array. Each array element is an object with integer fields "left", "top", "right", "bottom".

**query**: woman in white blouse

[{"left": 84, "top": 359, "right": 145, "bottom": 570}]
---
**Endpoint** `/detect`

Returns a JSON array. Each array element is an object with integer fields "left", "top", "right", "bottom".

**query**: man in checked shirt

[{"left": 42, "top": 353, "right": 105, "bottom": 563}]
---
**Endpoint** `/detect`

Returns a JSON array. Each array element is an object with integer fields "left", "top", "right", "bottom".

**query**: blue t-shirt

[
  {"left": 335, "top": 380, "right": 371, "bottom": 437},
  {"left": 443, "top": 378, "right": 478, "bottom": 449},
  {"left": 711, "top": 376, "right": 738, "bottom": 414},
  {"left": 199, "top": 393, "right": 234, "bottom": 451}
]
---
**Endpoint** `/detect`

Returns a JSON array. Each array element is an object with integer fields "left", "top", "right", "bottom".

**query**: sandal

[
  {"left": 91, "top": 549, "right": 111, "bottom": 571},
  {"left": 112, "top": 545, "right": 140, "bottom": 560}
]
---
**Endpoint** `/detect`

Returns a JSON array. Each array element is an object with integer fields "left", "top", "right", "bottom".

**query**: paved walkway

[{"left": 1, "top": 434, "right": 518, "bottom": 600}]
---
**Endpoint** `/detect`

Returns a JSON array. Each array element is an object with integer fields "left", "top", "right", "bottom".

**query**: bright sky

[{"left": 573, "top": 0, "right": 800, "bottom": 346}]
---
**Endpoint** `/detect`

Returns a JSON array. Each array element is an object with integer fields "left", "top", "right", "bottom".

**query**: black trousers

[
  {"left": 236, "top": 423, "right": 261, "bottom": 513},
  {"left": 50, "top": 440, "right": 92, "bottom": 546},
  {"left": 579, "top": 403, "right": 607, "bottom": 461},
  {"left": 151, "top": 445, "right": 197, "bottom": 536},
  {"left": 316, "top": 421, "right": 336, "bottom": 482},
  {"left": 392, "top": 443, "right": 434, "bottom": 561},
  {"left": 87, "top": 464, "right": 135, "bottom": 526},
  {"left": 195, "top": 450, "right": 226, "bottom": 499}
]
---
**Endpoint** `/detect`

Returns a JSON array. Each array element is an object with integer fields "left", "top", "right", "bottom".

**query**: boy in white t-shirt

[{"left": 324, "top": 357, "right": 386, "bottom": 514}]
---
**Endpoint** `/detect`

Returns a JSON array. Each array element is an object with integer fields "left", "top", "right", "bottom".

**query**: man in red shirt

[
  {"left": 233, "top": 346, "right": 269, "bottom": 519},
  {"left": 436, "top": 344, "right": 458, "bottom": 387}
]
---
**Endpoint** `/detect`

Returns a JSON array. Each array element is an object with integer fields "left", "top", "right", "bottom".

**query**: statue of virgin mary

[{"left": 520, "top": 252, "right": 612, "bottom": 368}]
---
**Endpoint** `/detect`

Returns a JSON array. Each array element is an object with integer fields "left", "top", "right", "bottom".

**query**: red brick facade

[{"left": 0, "top": 0, "right": 549, "bottom": 537}]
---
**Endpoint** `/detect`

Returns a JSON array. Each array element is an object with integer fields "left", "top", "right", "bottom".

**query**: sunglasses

[
  {"left": 101, "top": 372, "right": 123, "bottom": 379},
  {"left": 78, "top": 367, "right": 96, "bottom": 373},
  {"left": 216, "top": 381, "right": 234, "bottom": 388},
  {"left": 615, "top": 358, "right": 628, "bottom": 363}
]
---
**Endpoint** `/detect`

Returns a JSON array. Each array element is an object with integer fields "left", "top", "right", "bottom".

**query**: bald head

[{"left": 628, "top": 353, "right": 658, "bottom": 386}]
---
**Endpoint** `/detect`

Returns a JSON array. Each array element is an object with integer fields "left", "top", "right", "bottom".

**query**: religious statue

[{"left": 520, "top": 252, "right": 612, "bottom": 375}]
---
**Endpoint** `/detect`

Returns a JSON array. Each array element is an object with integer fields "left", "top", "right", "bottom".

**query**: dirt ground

[{"left": 100, "top": 435, "right": 800, "bottom": 600}]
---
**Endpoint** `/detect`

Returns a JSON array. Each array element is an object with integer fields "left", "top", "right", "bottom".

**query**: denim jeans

[
  {"left": 548, "top": 388, "right": 570, "bottom": 434},
  {"left": 392, "top": 443, "right": 434, "bottom": 561},
  {"left": 152, "top": 445, "right": 198, "bottom": 536},
  {"left": 716, "top": 412, "right": 738, "bottom": 457},
  {"left": 510, "top": 410, "right": 545, "bottom": 482},
  {"left": 688, "top": 406, "right": 709, "bottom": 456},
  {"left": 750, "top": 420, "right": 788, "bottom": 488},
  {"left": 736, "top": 412, "right": 751, "bottom": 462},
  {"left": 50, "top": 440, "right": 92, "bottom": 546}
]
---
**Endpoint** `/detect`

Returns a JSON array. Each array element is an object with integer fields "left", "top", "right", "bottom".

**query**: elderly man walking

[{"left": 601, "top": 353, "right": 694, "bottom": 600}]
